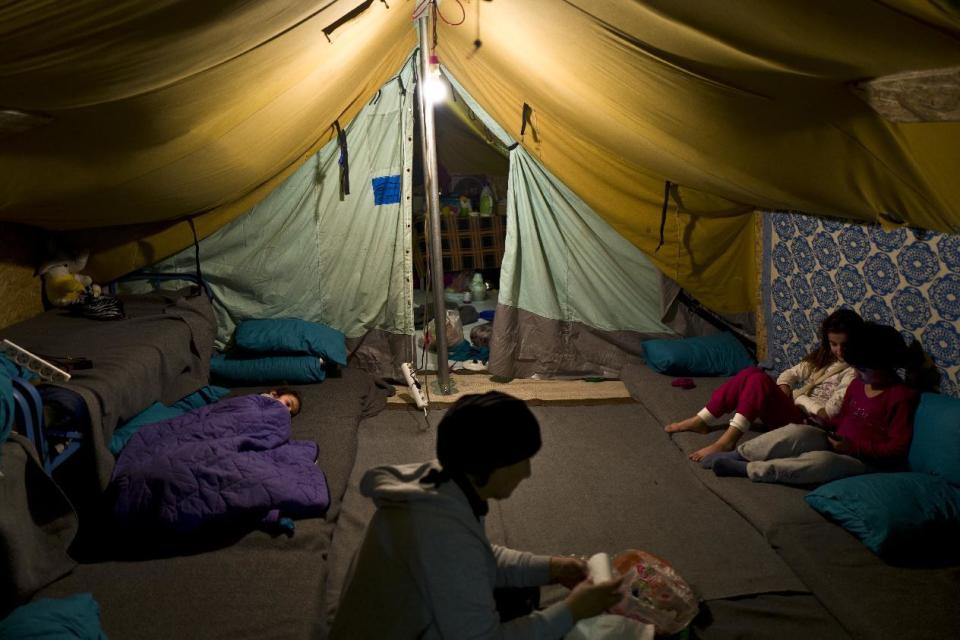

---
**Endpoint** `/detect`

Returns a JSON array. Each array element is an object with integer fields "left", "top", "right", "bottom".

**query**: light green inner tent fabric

[
  {"left": 134, "top": 55, "right": 672, "bottom": 369},
  {"left": 138, "top": 60, "right": 416, "bottom": 347},
  {"left": 445, "top": 70, "right": 672, "bottom": 335},
  {"left": 503, "top": 148, "right": 672, "bottom": 335}
]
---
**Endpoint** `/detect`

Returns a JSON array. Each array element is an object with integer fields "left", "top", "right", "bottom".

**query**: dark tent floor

[{"left": 34, "top": 367, "right": 960, "bottom": 639}]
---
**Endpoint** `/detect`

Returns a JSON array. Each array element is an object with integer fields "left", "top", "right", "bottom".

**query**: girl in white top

[
  {"left": 776, "top": 356, "right": 856, "bottom": 420},
  {"left": 667, "top": 309, "right": 864, "bottom": 461}
]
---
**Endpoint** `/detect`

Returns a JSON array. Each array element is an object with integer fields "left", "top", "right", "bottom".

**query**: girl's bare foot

[
  {"left": 688, "top": 426, "right": 744, "bottom": 462},
  {"left": 664, "top": 416, "right": 709, "bottom": 434},
  {"left": 689, "top": 440, "right": 736, "bottom": 462}
]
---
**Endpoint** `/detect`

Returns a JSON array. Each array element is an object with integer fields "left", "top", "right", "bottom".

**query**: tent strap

[
  {"left": 655, "top": 180, "right": 671, "bottom": 253},
  {"left": 334, "top": 120, "right": 350, "bottom": 199},
  {"left": 519, "top": 102, "right": 539, "bottom": 142},
  {"left": 188, "top": 218, "right": 204, "bottom": 298},
  {"left": 676, "top": 289, "right": 756, "bottom": 358}
]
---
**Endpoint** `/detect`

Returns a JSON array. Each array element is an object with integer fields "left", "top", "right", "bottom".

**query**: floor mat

[
  {"left": 38, "top": 368, "right": 385, "bottom": 640},
  {"left": 387, "top": 372, "right": 633, "bottom": 406},
  {"left": 497, "top": 405, "right": 807, "bottom": 601},
  {"left": 322, "top": 403, "right": 808, "bottom": 632}
]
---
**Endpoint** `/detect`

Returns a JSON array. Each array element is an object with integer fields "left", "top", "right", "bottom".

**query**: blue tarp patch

[{"left": 371, "top": 175, "right": 402, "bottom": 205}]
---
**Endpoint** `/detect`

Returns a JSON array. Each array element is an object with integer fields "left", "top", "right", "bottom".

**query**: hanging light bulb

[{"left": 424, "top": 54, "right": 448, "bottom": 104}]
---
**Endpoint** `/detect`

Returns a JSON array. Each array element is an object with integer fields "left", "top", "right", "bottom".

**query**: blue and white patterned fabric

[{"left": 763, "top": 212, "right": 960, "bottom": 398}]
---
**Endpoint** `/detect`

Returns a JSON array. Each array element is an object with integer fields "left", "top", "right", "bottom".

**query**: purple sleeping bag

[{"left": 111, "top": 394, "right": 329, "bottom": 535}]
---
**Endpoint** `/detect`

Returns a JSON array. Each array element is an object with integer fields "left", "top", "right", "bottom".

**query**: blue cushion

[
  {"left": 805, "top": 472, "right": 960, "bottom": 560},
  {"left": 641, "top": 332, "right": 753, "bottom": 377},
  {"left": 234, "top": 318, "right": 347, "bottom": 366},
  {"left": 210, "top": 353, "right": 326, "bottom": 385},
  {"left": 0, "top": 592, "right": 107, "bottom": 639},
  {"left": 110, "top": 385, "right": 230, "bottom": 455},
  {"left": 110, "top": 403, "right": 180, "bottom": 455},
  {"left": 909, "top": 393, "right": 960, "bottom": 486},
  {"left": 173, "top": 385, "right": 232, "bottom": 411}
]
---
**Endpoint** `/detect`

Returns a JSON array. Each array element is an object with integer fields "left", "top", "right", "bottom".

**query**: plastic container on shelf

[
  {"left": 479, "top": 186, "right": 494, "bottom": 216},
  {"left": 470, "top": 273, "right": 487, "bottom": 301}
]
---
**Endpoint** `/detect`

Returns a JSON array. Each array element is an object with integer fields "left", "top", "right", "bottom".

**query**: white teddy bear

[{"left": 38, "top": 250, "right": 102, "bottom": 307}]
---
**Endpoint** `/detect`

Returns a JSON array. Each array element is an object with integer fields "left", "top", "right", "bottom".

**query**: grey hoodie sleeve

[{"left": 417, "top": 522, "right": 574, "bottom": 640}]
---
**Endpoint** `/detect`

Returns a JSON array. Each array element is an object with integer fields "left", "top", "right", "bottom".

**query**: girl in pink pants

[{"left": 666, "top": 309, "right": 863, "bottom": 462}]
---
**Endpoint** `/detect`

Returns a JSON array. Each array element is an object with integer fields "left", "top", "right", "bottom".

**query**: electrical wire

[
  {"left": 435, "top": 0, "right": 465, "bottom": 25},
  {"left": 412, "top": 1, "right": 466, "bottom": 49},
  {"left": 419, "top": 211, "right": 433, "bottom": 407}
]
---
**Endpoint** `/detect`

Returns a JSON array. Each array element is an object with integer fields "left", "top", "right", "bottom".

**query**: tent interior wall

[
  {"left": 2, "top": 1, "right": 960, "bottom": 350},
  {"left": 0, "top": 224, "right": 43, "bottom": 329},
  {"left": 411, "top": 91, "right": 511, "bottom": 289},
  {"left": 2, "top": 1, "right": 960, "bottom": 638}
]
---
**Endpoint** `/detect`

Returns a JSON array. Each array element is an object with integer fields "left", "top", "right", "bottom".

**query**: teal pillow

[
  {"left": 234, "top": 318, "right": 347, "bottom": 366},
  {"left": 909, "top": 393, "right": 960, "bottom": 486},
  {"left": 210, "top": 353, "right": 326, "bottom": 385},
  {"left": 173, "top": 385, "right": 231, "bottom": 411},
  {"left": 805, "top": 472, "right": 960, "bottom": 560},
  {"left": 641, "top": 332, "right": 753, "bottom": 376},
  {"left": 110, "top": 402, "right": 181, "bottom": 455},
  {"left": 110, "top": 385, "right": 230, "bottom": 455},
  {"left": 0, "top": 593, "right": 107, "bottom": 640}
]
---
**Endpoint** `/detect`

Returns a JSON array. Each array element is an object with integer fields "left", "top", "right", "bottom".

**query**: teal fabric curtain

[
  {"left": 502, "top": 146, "right": 673, "bottom": 333},
  {"left": 444, "top": 70, "right": 671, "bottom": 335},
  {"left": 143, "top": 58, "right": 416, "bottom": 346}
]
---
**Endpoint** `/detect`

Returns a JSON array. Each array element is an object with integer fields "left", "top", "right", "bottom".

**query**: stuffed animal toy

[{"left": 38, "top": 250, "right": 102, "bottom": 307}]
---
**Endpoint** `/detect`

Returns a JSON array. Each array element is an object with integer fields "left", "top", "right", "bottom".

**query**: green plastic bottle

[{"left": 479, "top": 186, "right": 494, "bottom": 216}]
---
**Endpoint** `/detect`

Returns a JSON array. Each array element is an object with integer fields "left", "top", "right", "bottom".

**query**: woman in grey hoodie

[{"left": 330, "top": 391, "right": 623, "bottom": 639}]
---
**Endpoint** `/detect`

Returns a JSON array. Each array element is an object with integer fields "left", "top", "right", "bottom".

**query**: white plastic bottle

[{"left": 470, "top": 272, "right": 487, "bottom": 301}]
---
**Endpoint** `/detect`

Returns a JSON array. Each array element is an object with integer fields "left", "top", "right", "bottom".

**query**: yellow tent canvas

[{"left": 2, "top": 1, "right": 959, "bottom": 317}]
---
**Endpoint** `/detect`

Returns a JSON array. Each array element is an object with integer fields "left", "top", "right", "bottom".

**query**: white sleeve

[
  {"left": 492, "top": 545, "right": 552, "bottom": 588},
  {"left": 776, "top": 361, "right": 810, "bottom": 390},
  {"left": 824, "top": 367, "right": 857, "bottom": 418},
  {"left": 793, "top": 394, "right": 821, "bottom": 415}
]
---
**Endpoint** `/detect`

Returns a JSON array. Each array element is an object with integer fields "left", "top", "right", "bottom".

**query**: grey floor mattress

[
  {"left": 323, "top": 367, "right": 960, "bottom": 640},
  {"left": 37, "top": 367, "right": 389, "bottom": 640},
  {"left": 320, "top": 404, "right": 850, "bottom": 640},
  {"left": 621, "top": 363, "right": 960, "bottom": 640}
]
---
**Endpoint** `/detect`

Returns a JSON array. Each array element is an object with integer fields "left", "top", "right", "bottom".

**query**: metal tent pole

[{"left": 416, "top": 14, "right": 452, "bottom": 394}]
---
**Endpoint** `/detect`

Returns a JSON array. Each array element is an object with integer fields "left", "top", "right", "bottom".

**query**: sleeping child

[{"left": 110, "top": 388, "right": 326, "bottom": 539}]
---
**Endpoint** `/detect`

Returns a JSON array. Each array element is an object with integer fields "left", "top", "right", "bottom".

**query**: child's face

[
  {"left": 271, "top": 392, "right": 301, "bottom": 415},
  {"left": 827, "top": 332, "right": 848, "bottom": 362}
]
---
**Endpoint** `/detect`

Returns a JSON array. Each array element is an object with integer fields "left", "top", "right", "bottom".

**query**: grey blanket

[
  {"left": 0, "top": 290, "right": 216, "bottom": 488},
  {"left": 0, "top": 433, "right": 78, "bottom": 616},
  {"left": 626, "top": 360, "right": 960, "bottom": 638},
  {"left": 620, "top": 362, "right": 724, "bottom": 427},
  {"left": 38, "top": 368, "right": 389, "bottom": 640},
  {"left": 497, "top": 405, "right": 807, "bottom": 600},
  {"left": 770, "top": 522, "right": 960, "bottom": 640}
]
